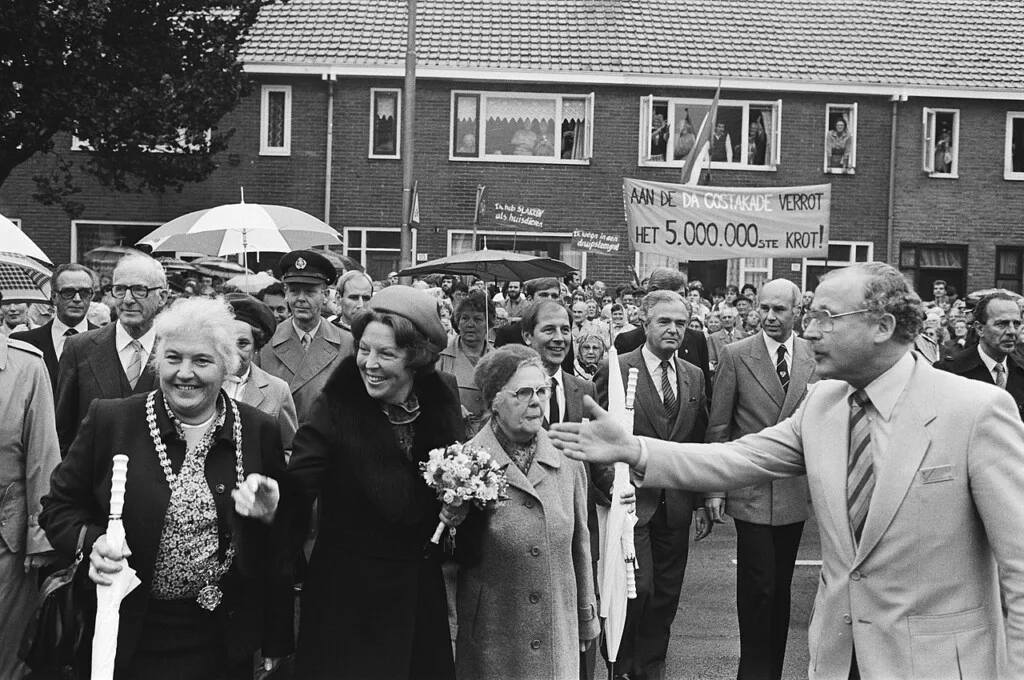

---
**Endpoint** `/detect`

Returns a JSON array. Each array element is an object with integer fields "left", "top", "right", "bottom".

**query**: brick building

[{"left": 2, "top": 0, "right": 1023, "bottom": 299}]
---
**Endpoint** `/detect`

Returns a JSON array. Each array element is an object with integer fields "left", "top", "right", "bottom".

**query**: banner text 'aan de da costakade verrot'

[{"left": 623, "top": 178, "right": 831, "bottom": 261}]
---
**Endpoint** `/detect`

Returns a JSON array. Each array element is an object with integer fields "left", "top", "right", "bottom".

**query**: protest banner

[
  {"left": 624, "top": 178, "right": 831, "bottom": 260},
  {"left": 572, "top": 229, "right": 621, "bottom": 255}
]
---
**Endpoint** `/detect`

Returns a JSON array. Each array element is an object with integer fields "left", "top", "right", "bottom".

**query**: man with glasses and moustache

[
  {"left": 13, "top": 263, "right": 100, "bottom": 388},
  {"left": 550, "top": 263, "right": 1024, "bottom": 680},
  {"left": 55, "top": 253, "right": 167, "bottom": 457}
]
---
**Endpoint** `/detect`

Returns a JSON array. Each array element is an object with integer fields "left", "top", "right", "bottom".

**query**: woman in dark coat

[
  {"left": 283, "top": 286, "right": 464, "bottom": 679},
  {"left": 39, "top": 297, "right": 293, "bottom": 679}
]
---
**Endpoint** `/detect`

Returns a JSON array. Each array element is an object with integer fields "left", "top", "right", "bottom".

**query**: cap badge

[{"left": 295, "top": 257, "right": 307, "bottom": 270}]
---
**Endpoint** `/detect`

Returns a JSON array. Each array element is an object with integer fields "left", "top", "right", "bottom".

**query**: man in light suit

[
  {"left": 55, "top": 253, "right": 166, "bottom": 457},
  {"left": 704, "top": 279, "right": 817, "bottom": 680},
  {"left": 707, "top": 305, "right": 741, "bottom": 371},
  {"left": 12, "top": 263, "right": 99, "bottom": 388},
  {"left": 594, "top": 290, "right": 710, "bottom": 680},
  {"left": 258, "top": 250, "right": 351, "bottom": 423},
  {"left": 551, "top": 262, "right": 1024, "bottom": 679}
]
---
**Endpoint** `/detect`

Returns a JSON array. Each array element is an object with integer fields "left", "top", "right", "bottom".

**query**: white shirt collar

[
  {"left": 51, "top": 316, "right": 89, "bottom": 342},
  {"left": 115, "top": 322, "right": 156, "bottom": 355},
  {"left": 548, "top": 367, "right": 564, "bottom": 388},
  {"left": 762, "top": 331, "right": 795, "bottom": 363},
  {"left": 641, "top": 344, "right": 675, "bottom": 377},
  {"left": 977, "top": 344, "right": 1007, "bottom": 379},
  {"left": 846, "top": 351, "right": 915, "bottom": 422},
  {"left": 292, "top": 318, "right": 321, "bottom": 341}
]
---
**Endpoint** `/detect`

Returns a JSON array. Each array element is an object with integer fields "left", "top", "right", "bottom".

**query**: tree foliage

[{"left": 0, "top": 0, "right": 276, "bottom": 216}]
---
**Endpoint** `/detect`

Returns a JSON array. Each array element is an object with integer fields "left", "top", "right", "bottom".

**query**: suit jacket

[
  {"left": 239, "top": 364, "right": 299, "bottom": 451},
  {"left": 637, "top": 355, "right": 1024, "bottom": 679},
  {"left": 258, "top": 319, "right": 351, "bottom": 422},
  {"left": 614, "top": 326, "right": 712, "bottom": 399},
  {"left": 706, "top": 333, "right": 816, "bottom": 525},
  {"left": 595, "top": 347, "right": 708, "bottom": 528},
  {"left": 54, "top": 323, "right": 157, "bottom": 458},
  {"left": 39, "top": 394, "right": 294, "bottom": 667},
  {"left": 707, "top": 327, "right": 741, "bottom": 368},
  {"left": 11, "top": 320, "right": 98, "bottom": 388},
  {"left": 934, "top": 346, "right": 1024, "bottom": 416},
  {"left": 559, "top": 368, "right": 595, "bottom": 425}
]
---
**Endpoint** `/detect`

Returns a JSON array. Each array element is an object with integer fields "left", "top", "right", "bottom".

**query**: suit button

[
  {"left": 530, "top": 546, "right": 541, "bottom": 556},
  {"left": 851, "top": 570, "right": 862, "bottom": 581},
  {"left": 215, "top": 484, "right": 226, "bottom": 494},
  {"left": 529, "top": 592, "right": 540, "bottom": 604},
  {"left": 530, "top": 639, "right": 541, "bottom": 650},
  {"left": 525, "top": 500, "right": 535, "bottom": 509},
  {"left": 842, "top": 614, "right": 852, "bottom": 624}
]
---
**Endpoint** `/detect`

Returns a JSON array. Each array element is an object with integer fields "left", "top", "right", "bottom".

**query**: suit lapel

[
  {"left": 527, "top": 432, "right": 561, "bottom": 491},
  {"left": 243, "top": 366, "right": 269, "bottom": 409},
  {"left": 626, "top": 350, "right": 667, "bottom": 439},
  {"left": 740, "top": 336, "right": 786, "bottom": 409},
  {"left": 475, "top": 424, "right": 541, "bottom": 501},
  {"left": 854, "top": 361, "right": 935, "bottom": 566},
  {"left": 561, "top": 370, "right": 582, "bottom": 423},
  {"left": 816, "top": 391, "right": 859, "bottom": 562},
  {"left": 269, "top": 324, "right": 304, "bottom": 379},
  {"left": 88, "top": 324, "right": 129, "bottom": 398},
  {"left": 780, "top": 339, "right": 816, "bottom": 417},
  {"left": 291, "top": 325, "right": 341, "bottom": 390}
]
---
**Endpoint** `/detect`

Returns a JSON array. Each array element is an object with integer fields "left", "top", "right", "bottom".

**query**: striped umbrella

[
  {"left": 0, "top": 214, "right": 52, "bottom": 264},
  {"left": 138, "top": 200, "right": 341, "bottom": 257},
  {"left": 156, "top": 257, "right": 198, "bottom": 275},
  {"left": 0, "top": 252, "right": 52, "bottom": 304}
]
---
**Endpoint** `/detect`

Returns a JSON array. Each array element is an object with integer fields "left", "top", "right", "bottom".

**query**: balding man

[
  {"left": 704, "top": 279, "right": 817, "bottom": 680},
  {"left": 551, "top": 262, "right": 1024, "bottom": 680},
  {"left": 331, "top": 270, "right": 374, "bottom": 358}
]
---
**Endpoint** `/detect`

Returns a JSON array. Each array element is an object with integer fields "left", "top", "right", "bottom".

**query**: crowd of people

[{"left": 2, "top": 249, "right": 1023, "bottom": 680}]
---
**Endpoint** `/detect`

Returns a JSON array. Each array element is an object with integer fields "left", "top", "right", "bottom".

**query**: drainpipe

[
  {"left": 886, "top": 93, "right": 907, "bottom": 265},
  {"left": 323, "top": 73, "right": 336, "bottom": 226}
]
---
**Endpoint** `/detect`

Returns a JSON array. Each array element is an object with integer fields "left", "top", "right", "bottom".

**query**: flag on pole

[
  {"left": 680, "top": 84, "right": 721, "bottom": 186},
  {"left": 410, "top": 181, "right": 420, "bottom": 226}
]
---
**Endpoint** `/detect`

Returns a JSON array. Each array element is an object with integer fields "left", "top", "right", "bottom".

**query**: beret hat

[
  {"left": 225, "top": 292, "right": 277, "bottom": 339},
  {"left": 368, "top": 285, "right": 448, "bottom": 352}
]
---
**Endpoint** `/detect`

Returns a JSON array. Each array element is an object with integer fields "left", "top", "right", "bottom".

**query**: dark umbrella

[
  {"left": 320, "top": 250, "right": 365, "bottom": 276},
  {"left": 397, "top": 249, "right": 576, "bottom": 281},
  {"left": 83, "top": 246, "right": 146, "bottom": 277},
  {"left": 156, "top": 257, "right": 197, "bottom": 275},
  {"left": 190, "top": 256, "right": 253, "bottom": 279}
]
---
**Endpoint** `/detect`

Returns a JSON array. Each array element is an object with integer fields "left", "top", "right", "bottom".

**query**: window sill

[
  {"left": 1003, "top": 172, "right": 1024, "bottom": 181},
  {"left": 638, "top": 160, "right": 777, "bottom": 172},
  {"left": 368, "top": 154, "right": 401, "bottom": 160},
  {"left": 449, "top": 156, "right": 590, "bottom": 166},
  {"left": 259, "top": 148, "right": 291, "bottom": 157},
  {"left": 824, "top": 168, "right": 856, "bottom": 175},
  {"left": 927, "top": 172, "right": 959, "bottom": 179}
]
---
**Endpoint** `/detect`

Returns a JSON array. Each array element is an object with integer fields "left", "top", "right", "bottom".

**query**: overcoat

[
  {"left": 286, "top": 357, "right": 463, "bottom": 680},
  {"left": 454, "top": 425, "right": 599, "bottom": 680}
]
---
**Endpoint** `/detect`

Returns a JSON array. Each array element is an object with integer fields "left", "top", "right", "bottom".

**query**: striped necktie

[
  {"left": 776, "top": 345, "right": 789, "bottom": 394},
  {"left": 847, "top": 390, "right": 875, "bottom": 543},
  {"left": 994, "top": 363, "right": 1007, "bottom": 390},
  {"left": 660, "top": 360, "right": 677, "bottom": 412},
  {"left": 125, "top": 339, "right": 144, "bottom": 389}
]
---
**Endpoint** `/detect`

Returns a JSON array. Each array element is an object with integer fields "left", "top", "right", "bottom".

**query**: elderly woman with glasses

[
  {"left": 40, "top": 297, "right": 293, "bottom": 679},
  {"left": 454, "top": 344, "right": 599, "bottom": 680}
]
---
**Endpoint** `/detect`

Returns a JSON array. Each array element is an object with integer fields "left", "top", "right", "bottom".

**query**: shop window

[
  {"left": 824, "top": 104, "right": 857, "bottom": 174},
  {"left": 369, "top": 88, "right": 400, "bottom": 158},
  {"left": 802, "top": 241, "right": 874, "bottom": 291},
  {"left": 996, "top": 247, "right": 1023, "bottom": 293},
  {"left": 922, "top": 108, "right": 959, "bottom": 177},
  {"left": 1004, "top": 113, "right": 1024, "bottom": 180},
  {"left": 639, "top": 96, "right": 782, "bottom": 169},
  {"left": 450, "top": 91, "right": 594, "bottom": 163}
]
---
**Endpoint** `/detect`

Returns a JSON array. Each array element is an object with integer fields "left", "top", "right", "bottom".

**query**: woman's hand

[
  {"left": 88, "top": 533, "right": 131, "bottom": 586},
  {"left": 439, "top": 502, "right": 470, "bottom": 528},
  {"left": 232, "top": 474, "right": 280, "bottom": 524}
]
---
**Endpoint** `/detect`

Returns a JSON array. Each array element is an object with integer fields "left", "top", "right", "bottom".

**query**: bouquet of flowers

[{"left": 420, "top": 442, "right": 509, "bottom": 547}]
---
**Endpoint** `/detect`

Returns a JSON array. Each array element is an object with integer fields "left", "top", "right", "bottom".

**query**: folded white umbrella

[{"left": 0, "top": 213, "right": 52, "bottom": 264}]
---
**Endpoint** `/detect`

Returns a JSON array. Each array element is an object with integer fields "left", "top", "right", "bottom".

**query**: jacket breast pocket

[{"left": 0, "top": 482, "right": 26, "bottom": 553}]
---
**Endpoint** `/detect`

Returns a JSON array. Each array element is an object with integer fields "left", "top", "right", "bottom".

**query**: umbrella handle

[{"left": 625, "top": 559, "right": 637, "bottom": 599}]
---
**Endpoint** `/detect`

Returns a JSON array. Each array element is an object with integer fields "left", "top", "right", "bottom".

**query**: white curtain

[{"left": 760, "top": 109, "right": 773, "bottom": 164}]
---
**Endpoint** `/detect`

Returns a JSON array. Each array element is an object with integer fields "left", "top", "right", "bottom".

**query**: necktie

[
  {"left": 125, "top": 339, "right": 144, "bottom": 389},
  {"left": 64, "top": 328, "right": 78, "bottom": 337},
  {"left": 847, "top": 390, "right": 875, "bottom": 543},
  {"left": 301, "top": 332, "right": 312, "bottom": 352},
  {"left": 549, "top": 377, "right": 560, "bottom": 425},
  {"left": 995, "top": 363, "right": 1007, "bottom": 390},
  {"left": 776, "top": 345, "right": 789, "bottom": 393},
  {"left": 660, "top": 360, "right": 677, "bottom": 412}
]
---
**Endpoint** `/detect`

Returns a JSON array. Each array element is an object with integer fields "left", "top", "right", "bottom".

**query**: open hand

[
  {"left": 232, "top": 474, "right": 280, "bottom": 524},
  {"left": 549, "top": 396, "right": 641, "bottom": 465},
  {"left": 89, "top": 533, "right": 131, "bottom": 586}
]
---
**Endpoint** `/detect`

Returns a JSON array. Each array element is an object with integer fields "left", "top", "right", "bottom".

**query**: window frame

[
  {"left": 70, "top": 220, "right": 163, "bottom": 263},
  {"left": 343, "top": 227, "right": 417, "bottom": 275},
  {"left": 260, "top": 84, "right": 292, "bottom": 156},
  {"left": 995, "top": 246, "right": 1024, "bottom": 292},
  {"left": 448, "top": 90, "right": 595, "bottom": 165},
  {"left": 921, "top": 107, "right": 959, "bottom": 178},
  {"left": 1004, "top": 112, "right": 1024, "bottom": 180},
  {"left": 801, "top": 240, "right": 874, "bottom": 291},
  {"left": 448, "top": 228, "right": 587, "bottom": 278},
  {"left": 738, "top": 257, "right": 774, "bottom": 289},
  {"left": 368, "top": 88, "right": 402, "bottom": 159},
  {"left": 823, "top": 103, "right": 858, "bottom": 174},
  {"left": 638, "top": 95, "right": 783, "bottom": 170}
]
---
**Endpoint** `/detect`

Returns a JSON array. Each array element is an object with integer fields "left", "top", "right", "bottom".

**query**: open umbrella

[
  {"left": 0, "top": 214, "right": 52, "bottom": 264},
  {"left": 83, "top": 246, "right": 143, "bottom": 278},
  {"left": 595, "top": 345, "right": 639, "bottom": 668},
  {"left": 92, "top": 455, "right": 141, "bottom": 680},
  {"left": 397, "top": 249, "right": 576, "bottom": 282},
  {"left": 320, "top": 249, "right": 364, "bottom": 275},
  {"left": 0, "top": 252, "right": 52, "bottom": 304},
  {"left": 225, "top": 271, "right": 279, "bottom": 294},
  {"left": 190, "top": 257, "right": 253, "bottom": 279},
  {"left": 138, "top": 200, "right": 341, "bottom": 257},
  {"left": 156, "top": 257, "right": 197, "bottom": 276}
]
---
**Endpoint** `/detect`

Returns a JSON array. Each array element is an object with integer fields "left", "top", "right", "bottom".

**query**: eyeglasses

[
  {"left": 801, "top": 308, "right": 871, "bottom": 332},
  {"left": 110, "top": 285, "right": 163, "bottom": 299},
  {"left": 503, "top": 385, "right": 552, "bottom": 402},
  {"left": 57, "top": 287, "right": 95, "bottom": 301}
]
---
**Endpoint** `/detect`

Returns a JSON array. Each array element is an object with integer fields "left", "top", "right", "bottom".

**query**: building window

[
  {"left": 260, "top": 85, "right": 292, "bottom": 156},
  {"left": 922, "top": 108, "right": 958, "bottom": 177},
  {"left": 343, "top": 227, "right": 416, "bottom": 280},
  {"left": 1004, "top": 113, "right": 1024, "bottom": 180},
  {"left": 450, "top": 91, "right": 594, "bottom": 163},
  {"left": 824, "top": 104, "right": 857, "bottom": 174},
  {"left": 900, "top": 243, "right": 967, "bottom": 302},
  {"left": 639, "top": 96, "right": 782, "bottom": 169},
  {"left": 71, "top": 220, "right": 163, "bottom": 269},
  {"left": 802, "top": 241, "right": 874, "bottom": 291},
  {"left": 737, "top": 257, "right": 773, "bottom": 291},
  {"left": 449, "top": 230, "right": 585, "bottom": 276},
  {"left": 996, "top": 247, "right": 1023, "bottom": 293},
  {"left": 370, "top": 88, "right": 400, "bottom": 158}
]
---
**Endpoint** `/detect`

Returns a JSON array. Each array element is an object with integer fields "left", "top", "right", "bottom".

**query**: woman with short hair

[{"left": 437, "top": 290, "right": 495, "bottom": 437}]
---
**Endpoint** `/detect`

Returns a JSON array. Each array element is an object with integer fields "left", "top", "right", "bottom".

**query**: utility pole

[{"left": 399, "top": 0, "right": 416, "bottom": 279}]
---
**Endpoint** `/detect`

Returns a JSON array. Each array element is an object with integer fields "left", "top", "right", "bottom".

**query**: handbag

[{"left": 19, "top": 525, "right": 91, "bottom": 678}]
